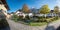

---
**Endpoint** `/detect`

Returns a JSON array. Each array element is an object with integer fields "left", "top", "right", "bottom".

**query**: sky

[{"left": 6, "top": 0, "right": 60, "bottom": 13}]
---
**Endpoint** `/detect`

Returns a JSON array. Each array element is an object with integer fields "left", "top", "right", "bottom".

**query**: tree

[
  {"left": 54, "top": 6, "right": 59, "bottom": 16},
  {"left": 39, "top": 5, "right": 50, "bottom": 18},
  {"left": 22, "top": 4, "right": 30, "bottom": 13}
]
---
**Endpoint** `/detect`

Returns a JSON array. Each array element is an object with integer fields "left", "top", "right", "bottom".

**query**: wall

[{"left": 0, "top": 4, "right": 8, "bottom": 18}]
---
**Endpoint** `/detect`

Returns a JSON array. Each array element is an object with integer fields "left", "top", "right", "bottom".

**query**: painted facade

[{"left": 0, "top": 0, "right": 10, "bottom": 18}]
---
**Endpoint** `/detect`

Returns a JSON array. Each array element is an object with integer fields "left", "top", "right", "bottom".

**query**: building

[
  {"left": 31, "top": 8, "right": 39, "bottom": 14},
  {"left": 15, "top": 9, "right": 34, "bottom": 18},
  {"left": 15, "top": 9, "right": 26, "bottom": 18},
  {"left": 15, "top": 9, "right": 24, "bottom": 16},
  {"left": 47, "top": 10, "right": 56, "bottom": 17},
  {"left": 0, "top": 0, "right": 10, "bottom": 18}
]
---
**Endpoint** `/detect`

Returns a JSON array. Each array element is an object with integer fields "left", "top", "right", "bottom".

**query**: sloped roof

[
  {"left": 1, "top": 0, "right": 10, "bottom": 10},
  {"left": 50, "top": 10, "right": 54, "bottom": 13}
]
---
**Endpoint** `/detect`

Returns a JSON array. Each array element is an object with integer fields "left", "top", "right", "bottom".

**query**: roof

[
  {"left": 50, "top": 10, "right": 54, "bottom": 13},
  {"left": 1, "top": 0, "right": 10, "bottom": 10},
  {"left": 18, "top": 9, "right": 22, "bottom": 12}
]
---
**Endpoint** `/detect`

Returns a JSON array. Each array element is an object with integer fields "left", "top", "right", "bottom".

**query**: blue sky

[{"left": 6, "top": 0, "right": 60, "bottom": 13}]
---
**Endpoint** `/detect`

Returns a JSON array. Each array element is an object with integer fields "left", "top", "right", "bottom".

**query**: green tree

[
  {"left": 22, "top": 4, "right": 30, "bottom": 13},
  {"left": 54, "top": 6, "right": 59, "bottom": 17},
  {"left": 12, "top": 14, "right": 19, "bottom": 21},
  {"left": 39, "top": 5, "right": 50, "bottom": 18}
]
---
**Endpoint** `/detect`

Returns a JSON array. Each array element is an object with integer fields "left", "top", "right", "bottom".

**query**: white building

[
  {"left": 15, "top": 9, "right": 34, "bottom": 18},
  {"left": 0, "top": 0, "right": 10, "bottom": 18},
  {"left": 15, "top": 10, "right": 26, "bottom": 18},
  {"left": 28, "top": 13, "right": 33, "bottom": 17}
]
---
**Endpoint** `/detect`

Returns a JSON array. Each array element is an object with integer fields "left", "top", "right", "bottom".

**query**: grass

[
  {"left": 12, "top": 15, "right": 60, "bottom": 26},
  {"left": 29, "top": 22, "right": 47, "bottom": 26},
  {"left": 29, "top": 17, "right": 60, "bottom": 26},
  {"left": 12, "top": 17, "right": 60, "bottom": 26},
  {"left": 51, "top": 17, "right": 60, "bottom": 23}
]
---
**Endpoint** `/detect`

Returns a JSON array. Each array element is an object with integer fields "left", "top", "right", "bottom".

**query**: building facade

[{"left": 0, "top": 0, "right": 10, "bottom": 18}]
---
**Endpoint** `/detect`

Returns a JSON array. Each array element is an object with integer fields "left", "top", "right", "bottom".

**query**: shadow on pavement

[
  {"left": 45, "top": 22, "right": 55, "bottom": 30},
  {"left": 45, "top": 26, "right": 55, "bottom": 30},
  {"left": 56, "top": 26, "right": 60, "bottom": 30},
  {"left": 0, "top": 19, "right": 10, "bottom": 30}
]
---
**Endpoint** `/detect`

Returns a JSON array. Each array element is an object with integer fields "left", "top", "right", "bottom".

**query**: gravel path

[{"left": 7, "top": 19, "right": 60, "bottom": 30}]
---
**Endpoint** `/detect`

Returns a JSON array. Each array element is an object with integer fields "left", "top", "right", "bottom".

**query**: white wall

[
  {"left": 0, "top": 4, "right": 7, "bottom": 10},
  {"left": 0, "top": 4, "right": 7, "bottom": 18}
]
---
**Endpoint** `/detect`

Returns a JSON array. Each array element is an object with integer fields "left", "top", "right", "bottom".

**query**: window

[
  {"left": 5, "top": 11, "right": 7, "bottom": 13},
  {"left": 0, "top": 9, "right": 7, "bottom": 13},
  {"left": 0, "top": 10, "right": 2, "bottom": 12}
]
